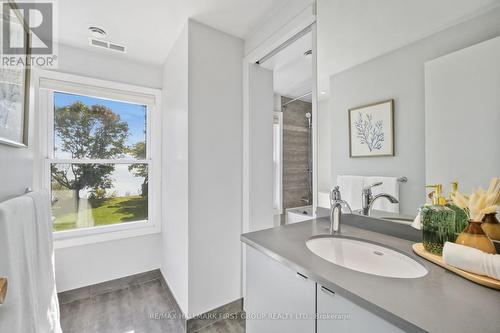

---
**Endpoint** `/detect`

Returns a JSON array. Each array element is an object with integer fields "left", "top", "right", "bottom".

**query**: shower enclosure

[{"left": 280, "top": 96, "right": 313, "bottom": 223}]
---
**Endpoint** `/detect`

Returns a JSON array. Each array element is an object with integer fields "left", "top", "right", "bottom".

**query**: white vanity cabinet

[
  {"left": 246, "top": 246, "right": 407, "bottom": 333},
  {"left": 245, "top": 246, "right": 316, "bottom": 333},
  {"left": 317, "top": 284, "right": 405, "bottom": 333}
]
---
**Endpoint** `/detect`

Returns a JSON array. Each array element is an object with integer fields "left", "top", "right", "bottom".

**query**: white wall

[
  {"left": 0, "top": 144, "right": 33, "bottom": 202},
  {"left": 273, "top": 93, "right": 283, "bottom": 227},
  {"left": 188, "top": 20, "right": 244, "bottom": 315},
  {"left": 249, "top": 64, "right": 274, "bottom": 232},
  {"left": 0, "top": 60, "right": 37, "bottom": 203},
  {"left": 54, "top": 44, "right": 162, "bottom": 89},
  {"left": 49, "top": 43, "right": 164, "bottom": 292},
  {"left": 273, "top": 93, "right": 282, "bottom": 111},
  {"left": 425, "top": 36, "right": 500, "bottom": 193},
  {"left": 55, "top": 234, "right": 162, "bottom": 292},
  {"left": 317, "top": 99, "right": 331, "bottom": 192},
  {"left": 319, "top": 8, "right": 500, "bottom": 215},
  {"left": 162, "top": 20, "right": 244, "bottom": 316},
  {"left": 162, "top": 24, "right": 190, "bottom": 314},
  {"left": 244, "top": 0, "right": 314, "bottom": 56}
]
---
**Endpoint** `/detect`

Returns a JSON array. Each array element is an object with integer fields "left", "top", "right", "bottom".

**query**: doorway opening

[{"left": 258, "top": 30, "right": 314, "bottom": 225}]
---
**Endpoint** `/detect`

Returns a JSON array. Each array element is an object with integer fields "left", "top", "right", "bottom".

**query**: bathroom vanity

[
  {"left": 245, "top": 245, "right": 404, "bottom": 333},
  {"left": 242, "top": 4, "right": 500, "bottom": 333},
  {"left": 241, "top": 215, "right": 500, "bottom": 333}
]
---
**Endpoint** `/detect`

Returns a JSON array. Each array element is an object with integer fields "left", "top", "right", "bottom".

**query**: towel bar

[{"left": 0, "top": 277, "right": 7, "bottom": 304}]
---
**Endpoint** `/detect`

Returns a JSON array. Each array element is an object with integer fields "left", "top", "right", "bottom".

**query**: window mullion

[
  {"left": 47, "top": 159, "right": 150, "bottom": 164},
  {"left": 47, "top": 89, "right": 55, "bottom": 159}
]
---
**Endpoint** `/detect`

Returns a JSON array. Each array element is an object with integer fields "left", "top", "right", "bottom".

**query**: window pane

[
  {"left": 54, "top": 92, "right": 147, "bottom": 159},
  {"left": 273, "top": 122, "right": 281, "bottom": 210},
  {"left": 51, "top": 163, "right": 148, "bottom": 232}
]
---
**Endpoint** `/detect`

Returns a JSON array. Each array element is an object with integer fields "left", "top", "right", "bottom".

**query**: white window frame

[
  {"left": 273, "top": 111, "right": 283, "bottom": 215},
  {"left": 33, "top": 69, "right": 162, "bottom": 248}
]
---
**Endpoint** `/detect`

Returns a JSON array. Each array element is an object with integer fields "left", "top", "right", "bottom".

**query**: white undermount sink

[{"left": 306, "top": 236, "right": 428, "bottom": 279}]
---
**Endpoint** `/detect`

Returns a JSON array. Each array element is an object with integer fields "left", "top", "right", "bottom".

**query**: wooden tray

[
  {"left": 0, "top": 278, "right": 7, "bottom": 304},
  {"left": 412, "top": 243, "right": 500, "bottom": 290}
]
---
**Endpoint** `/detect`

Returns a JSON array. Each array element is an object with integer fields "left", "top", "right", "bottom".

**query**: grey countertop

[{"left": 241, "top": 216, "right": 500, "bottom": 333}]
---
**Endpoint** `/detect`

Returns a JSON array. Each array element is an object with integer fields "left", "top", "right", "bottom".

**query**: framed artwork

[
  {"left": 0, "top": 2, "right": 31, "bottom": 147},
  {"left": 348, "top": 99, "right": 394, "bottom": 157}
]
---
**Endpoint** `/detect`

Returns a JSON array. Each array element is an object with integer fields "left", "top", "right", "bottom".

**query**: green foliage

[
  {"left": 421, "top": 206, "right": 456, "bottom": 255},
  {"left": 55, "top": 102, "right": 129, "bottom": 159},
  {"left": 51, "top": 163, "right": 115, "bottom": 197},
  {"left": 52, "top": 102, "right": 129, "bottom": 198},
  {"left": 446, "top": 203, "right": 469, "bottom": 233},
  {"left": 52, "top": 195, "right": 148, "bottom": 232},
  {"left": 127, "top": 140, "right": 146, "bottom": 160},
  {"left": 90, "top": 188, "right": 107, "bottom": 200},
  {"left": 127, "top": 141, "right": 148, "bottom": 196}
]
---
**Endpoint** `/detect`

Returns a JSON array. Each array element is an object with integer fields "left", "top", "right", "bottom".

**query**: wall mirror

[{"left": 316, "top": 0, "right": 500, "bottom": 220}]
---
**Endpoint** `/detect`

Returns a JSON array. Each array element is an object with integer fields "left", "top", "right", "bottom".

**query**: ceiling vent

[
  {"left": 88, "top": 38, "right": 127, "bottom": 54},
  {"left": 89, "top": 26, "right": 107, "bottom": 39}
]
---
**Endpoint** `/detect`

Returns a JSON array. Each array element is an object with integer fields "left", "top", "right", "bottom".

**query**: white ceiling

[
  {"left": 56, "top": 0, "right": 500, "bottom": 94},
  {"left": 57, "top": 0, "right": 289, "bottom": 66},
  {"left": 317, "top": 0, "right": 500, "bottom": 85},
  {"left": 261, "top": 31, "right": 313, "bottom": 101},
  {"left": 254, "top": 0, "right": 499, "bottom": 102}
]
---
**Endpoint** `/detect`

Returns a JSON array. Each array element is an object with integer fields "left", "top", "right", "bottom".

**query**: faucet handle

[
  {"left": 363, "top": 181, "right": 383, "bottom": 192},
  {"left": 330, "top": 186, "right": 341, "bottom": 202}
]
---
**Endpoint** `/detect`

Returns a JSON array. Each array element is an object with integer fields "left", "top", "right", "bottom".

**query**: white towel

[
  {"left": 442, "top": 242, "right": 500, "bottom": 280},
  {"left": 363, "top": 176, "right": 400, "bottom": 213},
  {"left": 27, "top": 191, "right": 62, "bottom": 333},
  {"left": 0, "top": 195, "right": 38, "bottom": 332},
  {"left": 0, "top": 191, "right": 62, "bottom": 333},
  {"left": 336, "top": 175, "right": 364, "bottom": 211},
  {"left": 317, "top": 191, "right": 330, "bottom": 209},
  {"left": 411, "top": 212, "right": 422, "bottom": 230}
]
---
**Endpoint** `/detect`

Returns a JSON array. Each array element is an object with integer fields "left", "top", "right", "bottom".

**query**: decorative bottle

[
  {"left": 481, "top": 212, "right": 500, "bottom": 240},
  {"left": 445, "top": 181, "right": 468, "bottom": 235},
  {"left": 420, "top": 184, "right": 456, "bottom": 255},
  {"left": 481, "top": 213, "right": 500, "bottom": 254},
  {"left": 456, "top": 219, "right": 497, "bottom": 254}
]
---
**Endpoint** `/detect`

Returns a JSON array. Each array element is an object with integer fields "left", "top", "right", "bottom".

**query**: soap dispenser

[
  {"left": 420, "top": 184, "right": 456, "bottom": 255},
  {"left": 445, "top": 181, "right": 469, "bottom": 234}
]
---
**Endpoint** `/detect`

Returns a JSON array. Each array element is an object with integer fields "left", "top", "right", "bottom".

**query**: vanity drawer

[
  {"left": 317, "top": 284, "right": 404, "bottom": 333},
  {"left": 245, "top": 246, "right": 316, "bottom": 333}
]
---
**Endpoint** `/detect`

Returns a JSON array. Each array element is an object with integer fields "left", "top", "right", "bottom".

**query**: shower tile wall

[{"left": 282, "top": 97, "right": 312, "bottom": 210}]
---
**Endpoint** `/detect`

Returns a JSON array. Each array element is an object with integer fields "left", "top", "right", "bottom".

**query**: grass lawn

[{"left": 52, "top": 195, "right": 148, "bottom": 232}]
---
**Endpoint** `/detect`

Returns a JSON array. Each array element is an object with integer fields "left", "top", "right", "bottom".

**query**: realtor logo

[{"left": 1, "top": 1, "right": 57, "bottom": 67}]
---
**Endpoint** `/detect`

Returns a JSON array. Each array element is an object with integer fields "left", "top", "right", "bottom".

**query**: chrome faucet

[
  {"left": 361, "top": 182, "right": 399, "bottom": 216},
  {"left": 329, "top": 186, "right": 352, "bottom": 235}
]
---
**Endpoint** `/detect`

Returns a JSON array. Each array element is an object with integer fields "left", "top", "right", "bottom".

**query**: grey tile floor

[
  {"left": 194, "top": 315, "right": 245, "bottom": 333},
  {"left": 59, "top": 278, "right": 245, "bottom": 333}
]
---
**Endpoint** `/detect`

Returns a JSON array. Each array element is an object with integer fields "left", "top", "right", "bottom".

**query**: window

[
  {"left": 273, "top": 112, "right": 282, "bottom": 214},
  {"left": 36, "top": 71, "right": 161, "bottom": 241}
]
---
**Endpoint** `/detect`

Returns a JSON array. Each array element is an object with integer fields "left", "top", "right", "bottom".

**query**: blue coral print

[{"left": 354, "top": 112, "right": 384, "bottom": 152}]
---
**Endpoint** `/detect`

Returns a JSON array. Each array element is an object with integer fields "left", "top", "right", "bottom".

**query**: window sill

[{"left": 53, "top": 221, "right": 161, "bottom": 249}]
